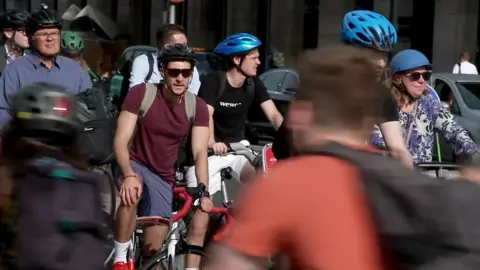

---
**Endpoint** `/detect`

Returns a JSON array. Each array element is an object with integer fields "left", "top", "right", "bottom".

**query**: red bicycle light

[{"left": 52, "top": 96, "right": 71, "bottom": 117}]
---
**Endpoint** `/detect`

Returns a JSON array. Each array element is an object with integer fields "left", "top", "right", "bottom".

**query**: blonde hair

[{"left": 389, "top": 76, "right": 429, "bottom": 107}]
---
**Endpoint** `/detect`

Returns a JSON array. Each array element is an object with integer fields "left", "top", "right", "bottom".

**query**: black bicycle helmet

[
  {"left": 158, "top": 43, "right": 196, "bottom": 68},
  {"left": 11, "top": 82, "right": 81, "bottom": 145},
  {"left": 25, "top": 4, "right": 61, "bottom": 37},
  {"left": 0, "top": 10, "right": 29, "bottom": 30}
]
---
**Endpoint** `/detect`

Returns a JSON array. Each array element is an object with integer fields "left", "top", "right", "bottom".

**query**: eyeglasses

[
  {"left": 34, "top": 31, "right": 60, "bottom": 39},
  {"left": 166, "top": 68, "right": 192, "bottom": 78},
  {"left": 406, "top": 71, "right": 432, "bottom": 81}
]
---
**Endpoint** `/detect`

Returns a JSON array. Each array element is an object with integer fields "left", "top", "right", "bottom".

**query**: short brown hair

[
  {"left": 295, "top": 45, "right": 379, "bottom": 130},
  {"left": 461, "top": 52, "right": 470, "bottom": 61},
  {"left": 156, "top": 24, "right": 185, "bottom": 45}
]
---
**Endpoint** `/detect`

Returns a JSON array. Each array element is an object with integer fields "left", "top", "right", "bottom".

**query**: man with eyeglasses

[
  {"left": 0, "top": 5, "right": 91, "bottom": 130},
  {"left": 0, "top": 10, "right": 29, "bottom": 72}
]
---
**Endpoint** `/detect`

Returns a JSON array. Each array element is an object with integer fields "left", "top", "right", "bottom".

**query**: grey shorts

[{"left": 113, "top": 160, "right": 173, "bottom": 218}]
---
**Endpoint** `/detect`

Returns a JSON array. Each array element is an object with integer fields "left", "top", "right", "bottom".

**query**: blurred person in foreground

[
  {"left": 0, "top": 82, "right": 106, "bottom": 269},
  {"left": 205, "top": 45, "right": 390, "bottom": 270}
]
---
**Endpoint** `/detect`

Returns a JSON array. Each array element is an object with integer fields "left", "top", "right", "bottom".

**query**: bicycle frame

[{"left": 105, "top": 186, "right": 233, "bottom": 269}]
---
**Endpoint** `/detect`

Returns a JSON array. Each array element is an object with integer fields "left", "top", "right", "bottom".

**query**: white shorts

[{"left": 185, "top": 154, "right": 248, "bottom": 194}]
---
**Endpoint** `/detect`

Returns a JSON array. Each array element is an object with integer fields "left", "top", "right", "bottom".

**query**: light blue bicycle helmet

[
  {"left": 214, "top": 33, "right": 262, "bottom": 56},
  {"left": 341, "top": 10, "right": 397, "bottom": 52},
  {"left": 390, "top": 49, "right": 431, "bottom": 74}
]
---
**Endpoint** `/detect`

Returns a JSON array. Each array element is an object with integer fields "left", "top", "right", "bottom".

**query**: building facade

[{"left": 2, "top": 0, "right": 478, "bottom": 72}]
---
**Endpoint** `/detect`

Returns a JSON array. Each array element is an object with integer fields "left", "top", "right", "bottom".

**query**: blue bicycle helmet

[
  {"left": 214, "top": 33, "right": 262, "bottom": 56},
  {"left": 341, "top": 10, "right": 397, "bottom": 52},
  {"left": 390, "top": 49, "right": 431, "bottom": 74}
]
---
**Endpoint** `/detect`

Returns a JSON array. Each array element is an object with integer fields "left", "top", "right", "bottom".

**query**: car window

[
  {"left": 456, "top": 82, "right": 480, "bottom": 110},
  {"left": 434, "top": 79, "right": 450, "bottom": 101}
]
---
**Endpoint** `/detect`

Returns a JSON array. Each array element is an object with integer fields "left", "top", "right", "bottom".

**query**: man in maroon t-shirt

[{"left": 111, "top": 44, "right": 210, "bottom": 270}]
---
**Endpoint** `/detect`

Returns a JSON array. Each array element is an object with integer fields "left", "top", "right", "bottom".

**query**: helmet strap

[
  {"left": 235, "top": 56, "right": 251, "bottom": 78},
  {"left": 6, "top": 37, "right": 24, "bottom": 57}
]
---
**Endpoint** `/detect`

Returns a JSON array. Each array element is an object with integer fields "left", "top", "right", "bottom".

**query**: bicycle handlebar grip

[
  {"left": 210, "top": 207, "right": 233, "bottom": 241},
  {"left": 172, "top": 187, "right": 193, "bottom": 223}
]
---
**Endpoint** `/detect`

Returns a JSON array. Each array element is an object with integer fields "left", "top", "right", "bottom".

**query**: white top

[
  {"left": 129, "top": 53, "right": 201, "bottom": 95},
  {"left": 452, "top": 61, "right": 478, "bottom": 75}
]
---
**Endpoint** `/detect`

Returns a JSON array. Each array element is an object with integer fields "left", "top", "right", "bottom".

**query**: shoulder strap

[
  {"left": 245, "top": 77, "right": 255, "bottom": 96},
  {"left": 184, "top": 91, "right": 196, "bottom": 123},
  {"left": 145, "top": 53, "right": 155, "bottom": 82},
  {"left": 215, "top": 71, "right": 227, "bottom": 101},
  {"left": 138, "top": 83, "right": 157, "bottom": 119}
]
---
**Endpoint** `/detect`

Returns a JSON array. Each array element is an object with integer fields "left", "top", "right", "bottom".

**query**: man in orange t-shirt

[{"left": 204, "top": 45, "right": 390, "bottom": 270}]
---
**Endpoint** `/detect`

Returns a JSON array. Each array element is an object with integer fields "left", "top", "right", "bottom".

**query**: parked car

[{"left": 430, "top": 73, "right": 480, "bottom": 161}]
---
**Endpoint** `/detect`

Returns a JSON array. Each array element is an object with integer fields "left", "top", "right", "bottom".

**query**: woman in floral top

[{"left": 372, "top": 49, "right": 477, "bottom": 164}]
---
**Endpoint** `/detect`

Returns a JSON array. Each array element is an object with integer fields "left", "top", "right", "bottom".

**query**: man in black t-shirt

[{"left": 188, "top": 33, "right": 283, "bottom": 187}]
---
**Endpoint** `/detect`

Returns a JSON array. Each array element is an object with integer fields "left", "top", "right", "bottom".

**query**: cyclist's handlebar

[
  {"left": 416, "top": 162, "right": 461, "bottom": 170},
  {"left": 172, "top": 183, "right": 233, "bottom": 241},
  {"left": 207, "top": 142, "right": 257, "bottom": 164}
]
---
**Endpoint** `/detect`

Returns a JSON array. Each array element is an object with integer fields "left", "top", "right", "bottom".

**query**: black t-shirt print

[{"left": 198, "top": 72, "right": 271, "bottom": 143}]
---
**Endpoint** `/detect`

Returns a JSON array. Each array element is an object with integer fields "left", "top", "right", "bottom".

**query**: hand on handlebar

[
  {"left": 211, "top": 142, "right": 228, "bottom": 155},
  {"left": 200, "top": 196, "right": 213, "bottom": 212}
]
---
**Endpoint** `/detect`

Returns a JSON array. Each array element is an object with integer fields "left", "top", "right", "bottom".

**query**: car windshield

[{"left": 456, "top": 82, "right": 480, "bottom": 110}]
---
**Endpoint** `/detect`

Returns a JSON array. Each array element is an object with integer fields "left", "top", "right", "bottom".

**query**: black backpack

[
  {"left": 10, "top": 157, "right": 108, "bottom": 269},
  {"left": 76, "top": 83, "right": 117, "bottom": 166},
  {"left": 314, "top": 143, "right": 480, "bottom": 269}
]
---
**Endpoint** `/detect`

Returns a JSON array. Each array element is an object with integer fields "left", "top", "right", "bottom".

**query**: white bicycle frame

[{"left": 104, "top": 212, "right": 186, "bottom": 268}]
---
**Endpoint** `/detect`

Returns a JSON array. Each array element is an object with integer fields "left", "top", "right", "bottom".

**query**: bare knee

[
  {"left": 143, "top": 224, "right": 169, "bottom": 256},
  {"left": 240, "top": 162, "right": 256, "bottom": 182},
  {"left": 187, "top": 211, "right": 210, "bottom": 245}
]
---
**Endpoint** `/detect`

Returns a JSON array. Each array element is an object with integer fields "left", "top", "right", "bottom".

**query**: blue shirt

[{"left": 0, "top": 52, "right": 92, "bottom": 129}]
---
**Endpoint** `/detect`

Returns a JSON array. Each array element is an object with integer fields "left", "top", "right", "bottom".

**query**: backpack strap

[
  {"left": 182, "top": 91, "right": 196, "bottom": 142},
  {"left": 215, "top": 71, "right": 227, "bottom": 102},
  {"left": 184, "top": 91, "right": 196, "bottom": 124},
  {"left": 145, "top": 53, "right": 155, "bottom": 82},
  {"left": 138, "top": 83, "right": 157, "bottom": 119},
  {"left": 457, "top": 62, "right": 462, "bottom": 74}
]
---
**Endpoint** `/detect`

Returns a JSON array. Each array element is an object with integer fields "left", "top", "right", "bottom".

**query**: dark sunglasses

[
  {"left": 406, "top": 71, "right": 432, "bottom": 81},
  {"left": 166, "top": 68, "right": 192, "bottom": 78}
]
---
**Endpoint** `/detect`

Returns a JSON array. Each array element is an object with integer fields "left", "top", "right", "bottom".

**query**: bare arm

[
  {"left": 379, "top": 121, "right": 413, "bottom": 168},
  {"left": 260, "top": 100, "right": 283, "bottom": 130},
  {"left": 114, "top": 111, "right": 138, "bottom": 177},
  {"left": 207, "top": 104, "right": 216, "bottom": 146},
  {"left": 191, "top": 125, "right": 210, "bottom": 186}
]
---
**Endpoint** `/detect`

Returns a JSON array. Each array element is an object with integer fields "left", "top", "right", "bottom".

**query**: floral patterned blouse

[{"left": 372, "top": 93, "right": 477, "bottom": 163}]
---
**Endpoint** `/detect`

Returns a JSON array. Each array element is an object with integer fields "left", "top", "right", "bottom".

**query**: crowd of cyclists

[{"left": 1, "top": 4, "right": 480, "bottom": 270}]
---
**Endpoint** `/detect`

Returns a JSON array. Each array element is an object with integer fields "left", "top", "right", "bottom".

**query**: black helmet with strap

[
  {"left": 12, "top": 82, "right": 81, "bottom": 145},
  {"left": 25, "top": 4, "right": 61, "bottom": 37},
  {"left": 158, "top": 43, "right": 197, "bottom": 68},
  {"left": 0, "top": 10, "right": 29, "bottom": 30}
]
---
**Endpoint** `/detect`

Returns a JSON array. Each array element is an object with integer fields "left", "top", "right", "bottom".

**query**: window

[{"left": 456, "top": 82, "right": 480, "bottom": 110}]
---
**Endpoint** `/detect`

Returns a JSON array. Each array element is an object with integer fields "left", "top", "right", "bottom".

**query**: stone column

[
  {"left": 186, "top": 0, "right": 217, "bottom": 48},
  {"left": 431, "top": 0, "right": 479, "bottom": 72},
  {"left": 149, "top": 0, "right": 165, "bottom": 45},
  {"left": 6, "top": 0, "right": 28, "bottom": 10},
  {"left": 317, "top": 0, "right": 355, "bottom": 47},
  {"left": 270, "top": 0, "right": 304, "bottom": 65},
  {"left": 225, "top": 0, "right": 258, "bottom": 35}
]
